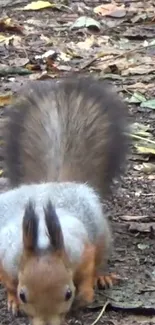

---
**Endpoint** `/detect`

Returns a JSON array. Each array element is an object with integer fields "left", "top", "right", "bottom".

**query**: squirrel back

[{"left": 5, "top": 76, "right": 128, "bottom": 195}]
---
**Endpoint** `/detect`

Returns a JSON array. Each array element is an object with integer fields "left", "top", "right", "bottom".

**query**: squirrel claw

[
  {"left": 96, "top": 273, "right": 120, "bottom": 289},
  {"left": 7, "top": 292, "right": 19, "bottom": 316}
]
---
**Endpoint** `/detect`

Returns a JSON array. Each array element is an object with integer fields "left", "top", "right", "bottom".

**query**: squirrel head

[{"left": 17, "top": 200, "right": 75, "bottom": 325}]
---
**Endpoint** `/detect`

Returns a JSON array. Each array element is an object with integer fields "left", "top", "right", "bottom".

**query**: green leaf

[
  {"left": 138, "top": 243, "right": 149, "bottom": 250},
  {"left": 135, "top": 145, "right": 155, "bottom": 155},
  {"left": 130, "top": 122, "right": 152, "bottom": 138},
  {"left": 140, "top": 99, "right": 155, "bottom": 109},
  {"left": 71, "top": 16, "right": 100, "bottom": 30},
  {"left": 129, "top": 92, "right": 146, "bottom": 104}
]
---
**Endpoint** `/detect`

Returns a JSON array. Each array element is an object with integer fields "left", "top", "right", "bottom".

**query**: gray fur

[
  {"left": 5, "top": 76, "right": 129, "bottom": 196},
  {"left": 0, "top": 182, "right": 111, "bottom": 278}
]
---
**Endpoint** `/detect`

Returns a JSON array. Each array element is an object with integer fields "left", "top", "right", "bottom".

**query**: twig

[
  {"left": 80, "top": 43, "right": 155, "bottom": 70},
  {"left": 111, "top": 43, "right": 155, "bottom": 61},
  {"left": 90, "top": 300, "right": 109, "bottom": 325},
  {"left": 127, "top": 132, "right": 155, "bottom": 145}
]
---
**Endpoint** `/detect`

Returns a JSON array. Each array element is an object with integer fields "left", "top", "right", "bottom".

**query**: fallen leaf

[
  {"left": 0, "top": 34, "right": 13, "bottom": 44},
  {"left": 141, "top": 163, "right": 155, "bottom": 174},
  {"left": 58, "top": 52, "right": 71, "bottom": 62},
  {"left": 119, "top": 215, "right": 148, "bottom": 221},
  {"left": 40, "top": 34, "right": 53, "bottom": 45},
  {"left": 129, "top": 92, "right": 146, "bottom": 104},
  {"left": 133, "top": 164, "right": 145, "bottom": 171},
  {"left": 135, "top": 145, "right": 155, "bottom": 156},
  {"left": 131, "top": 154, "right": 149, "bottom": 162},
  {"left": 131, "top": 122, "right": 151, "bottom": 136},
  {"left": 129, "top": 222, "right": 155, "bottom": 233},
  {"left": 137, "top": 243, "right": 150, "bottom": 250},
  {"left": 77, "top": 35, "right": 95, "bottom": 50},
  {"left": 140, "top": 99, "right": 155, "bottom": 110},
  {"left": 0, "top": 93, "right": 13, "bottom": 107},
  {"left": 42, "top": 49, "right": 57, "bottom": 60},
  {"left": 9, "top": 58, "right": 29, "bottom": 67},
  {"left": 130, "top": 128, "right": 154, "bottom": 145},
  {"left": 29, "top": 71, "right": 56, "bottom": 80},
  {"left": 55, "top": 65, "right": 72, "bottom": 71},
  {"left": 71, "top": 16, "right": 100, "bottom": 31},
  {"left": 0, "top": 17, "right": 24, "bottom": 34},
  {"left": 11, "top": 35, "right": 23, "bottom": 48},
  {"left": 126, "top": 82, "right": 155, "bottom": 93},
  {"left": 0, "top": 170, "right": 3, "bottom": 177},
  {"left": 148, "top": 175, "right": 155, "bottom": 180},
  {"left": 0, "top": 67, "right": 32, "bottom": 77},
  {"left": 122, "top": 66, "right": 155, "bottom": 76},
  {"left": 25, "top": 63, "right": 41, "bottom": 71},
  {"left": 0, "top": 34, "right": 23, "bottom": 47},
  {"left": 22, "top": 1, "right": 55, "bottom": 10},
  {"left": 94, "top": 3, "right": 126, "bottom": 18}
]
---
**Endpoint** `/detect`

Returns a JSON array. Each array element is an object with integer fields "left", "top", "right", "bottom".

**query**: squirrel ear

[
  {"left": 22, "top": 201, "right": 38, "bottom": 252},
  {"left": 44, "top": 200, "right": 64, "bottom": 252}
]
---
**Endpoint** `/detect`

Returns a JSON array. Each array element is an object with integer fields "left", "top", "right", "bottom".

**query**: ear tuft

[
  {"left": 44, "top": 200, "right": 64, "bottom": 251},
  {"left": 23, "top": 200, "right": 38, "bottom": 252}
]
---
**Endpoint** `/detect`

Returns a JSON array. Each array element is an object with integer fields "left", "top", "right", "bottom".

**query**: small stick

[
  {"left": 127, "top": 133, "right": 155, "bottom": 145},
  {"left": 91, "top": 300, "right": 110, "bottom": 325}
]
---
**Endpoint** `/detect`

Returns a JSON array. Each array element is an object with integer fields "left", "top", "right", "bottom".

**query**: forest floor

[{"left": 0, "top": 0, "right": 155, "bottom": 325}]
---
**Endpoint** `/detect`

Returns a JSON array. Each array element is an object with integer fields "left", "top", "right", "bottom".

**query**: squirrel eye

[
  {"left": 19, "top": 289, "right": 27, "bottom": 303},
  {"left": 65, "top": 288, "right": 72, "bottom": 301}
]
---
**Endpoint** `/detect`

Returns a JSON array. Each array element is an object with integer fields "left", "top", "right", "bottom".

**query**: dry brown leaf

[
  {"left": 77, "top": 36, "right": 95, "bottom": 50},
  {"left": 94, "top": 3, "right": 126, "bottom": 18},
  {"left": 9, "top": 58, "right": 29, "bottom": 67},
  {"left": 0, "top": 17, "right": 24, "bottom": 34},
  {"left": 0, "top": 93, "right": 13, "bottom": 107},
  {"left": 29, "top": 71, "right": 55, "bottom": 80},
  {"left": 25, "top": 63, "right": 41, "bottom": 71},
  {"left": 141, "top": 163, "right": 155, "bottom": 174},
  {"left": 0, "top": 34, "right": 23, "bottom": 48},
  {"left": 126, "top": 82, "right": 155, "bottom": 93},
  {"left": 129, "top": 222, "right": 155, "bottom": 233},
  {"left": 40, "top": 34, "right": 53, "bottom": 45},
  {"left": 122, "top": 66, "right": 155, "bottom": 76},
  {"left": 11, "top": 35, "right": 23, "bottom": 48}
]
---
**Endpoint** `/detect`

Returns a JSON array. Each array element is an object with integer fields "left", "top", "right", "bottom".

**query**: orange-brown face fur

[
  {"left": 18, "top": 252, "right": 75, "bottom": 325},
  {"left": 18, "top": 200, "right": 75, "bottom": 325}
]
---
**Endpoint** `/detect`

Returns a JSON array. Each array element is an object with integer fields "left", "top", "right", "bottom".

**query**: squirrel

[
  {"left": 0, "top": 181, "right": 115, "bottom": 325},
  {"left": 1, "top": 76, "right": 128, "bottom": 325}
]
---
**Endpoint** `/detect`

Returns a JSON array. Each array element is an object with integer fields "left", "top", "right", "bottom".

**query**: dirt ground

[{"left": 0, "top": 1, "right": 155, "bottom": 325}]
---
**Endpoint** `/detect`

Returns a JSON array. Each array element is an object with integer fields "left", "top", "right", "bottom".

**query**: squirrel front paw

[
  {"left": 7, "top": 291, "right": 19, "bottom": 316},
  {"left": 73, "top": 286, "right": 94, "bottom": 309},
  {"left": 0, "top": 268, "right": 19, "bottom": 316},
  {"left": 96, "top": 272, "right": 120, "bottom": 289}
]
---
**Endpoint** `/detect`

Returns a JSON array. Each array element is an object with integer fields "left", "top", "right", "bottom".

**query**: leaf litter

[{"left": 1, "top": 1, "right": 155, "bottom": 325}]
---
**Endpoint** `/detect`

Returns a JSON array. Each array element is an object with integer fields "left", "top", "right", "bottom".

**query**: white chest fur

[{"left": 0, "top": 182, "right": 109, "bottom": 278}]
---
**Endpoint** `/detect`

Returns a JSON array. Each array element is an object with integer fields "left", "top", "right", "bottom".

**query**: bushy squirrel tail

[{"left": 4, "top": 76, "right": 129, "bottom": 196}]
